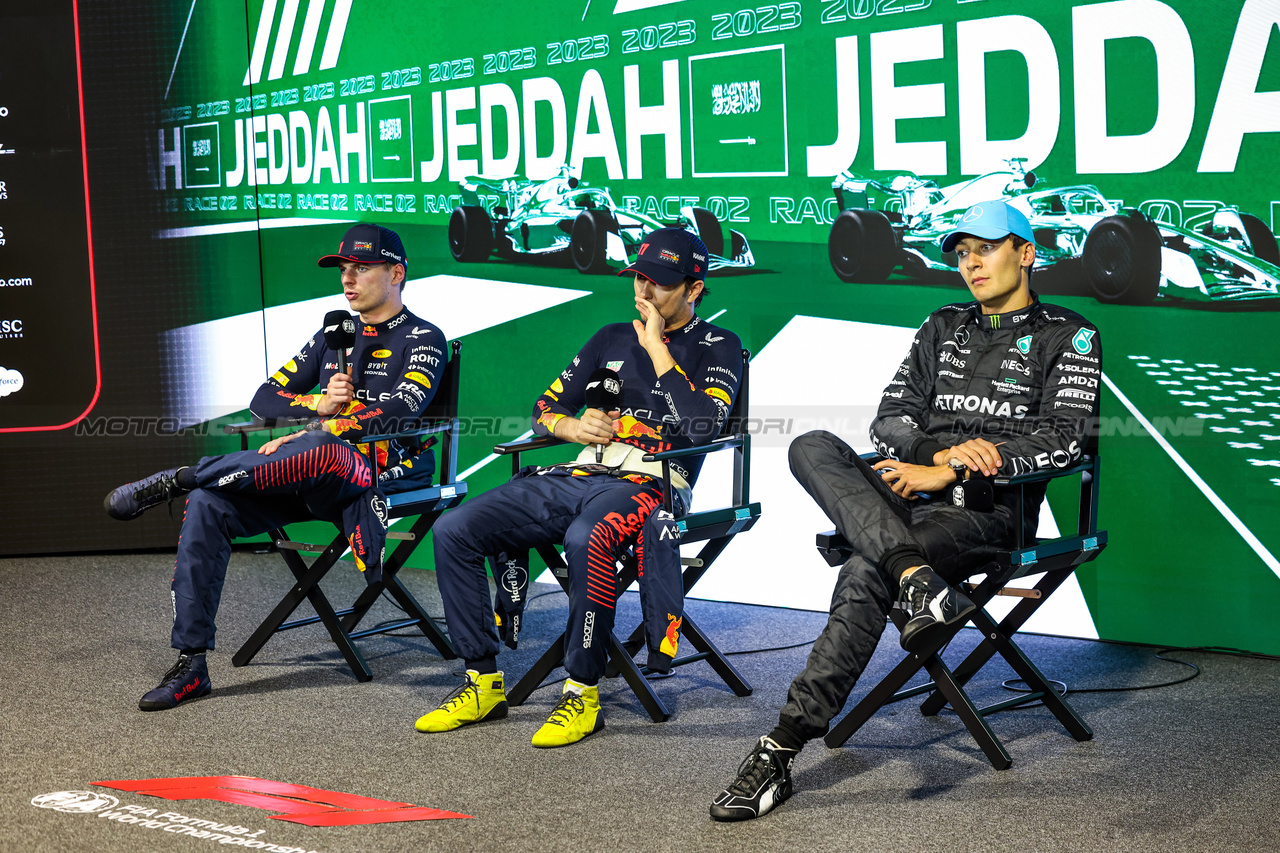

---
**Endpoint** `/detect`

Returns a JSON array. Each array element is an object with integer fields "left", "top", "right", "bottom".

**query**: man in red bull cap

[
  {"left": 417, "top": 226, "right": 743, "bottom": 748},
  {"left": 710, "top": 199, "right": 1101, "bottom": 820},
  {"left": 102, "top": 223, "right": 448, "bottom": 712}
]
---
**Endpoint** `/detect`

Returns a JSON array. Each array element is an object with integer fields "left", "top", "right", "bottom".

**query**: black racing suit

[
  {"left": 779, "top": 295, "right": 1101, "bottom": 742},
  {"left": 432, "top": 316, "right": 743, "bottom": 683},
  {"left": 169, "top": 308, "right": 448, "bottom": 652}
]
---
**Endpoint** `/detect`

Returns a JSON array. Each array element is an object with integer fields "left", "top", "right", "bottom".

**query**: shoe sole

[
  {"left": 414, "top": 700, "right": 509, "bottom": 732},
  {"left": 138, "top": 683, "right": 211, "bottom": 712},
  {"left": 531, "top": 715, "right": 604, "bottom": 748},
  {"left": 709, "top": 783, "right": 792, "bottom": 822}
]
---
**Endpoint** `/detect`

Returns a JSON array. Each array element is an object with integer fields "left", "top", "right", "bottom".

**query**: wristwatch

[{"left": 947, "top": 458, "right": 968, "bottom": 482}]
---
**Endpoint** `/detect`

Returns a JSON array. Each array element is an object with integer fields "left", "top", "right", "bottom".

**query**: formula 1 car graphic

[
  {"left": 447, "top": 165, "right": 755, "bottom": 275},
  {"left": 827, "top": 158, "right": 1280, "bottom": 305}
]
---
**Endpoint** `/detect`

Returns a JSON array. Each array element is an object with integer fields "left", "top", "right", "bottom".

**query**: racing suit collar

[
  {"left": 667, "top": 314, "right": 702, "bottom": 336},
  {"left": 968, "top": 293, "right": 1040, "bottom": 330},
  {"left": 360, "top": 310, "right": 410, "bottom": 333}
]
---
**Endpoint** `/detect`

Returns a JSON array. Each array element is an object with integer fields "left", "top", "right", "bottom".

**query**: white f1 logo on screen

[{"left": 243, "top": 0, "right": 353, "bottom": 86}]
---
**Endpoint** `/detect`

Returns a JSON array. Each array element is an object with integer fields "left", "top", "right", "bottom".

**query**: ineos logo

[{"left": 31, "top": 791, "right": 119, "bottom": 814}]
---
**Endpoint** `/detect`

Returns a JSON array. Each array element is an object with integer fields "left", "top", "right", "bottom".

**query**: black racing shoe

[
  {"left": 104, "top": 467, "right": 189, "bottom": 520},
  {"left": 139, "top": 653, "right": 211, "bottom": 711},
  {"left": 897, "top": 566, "right": 977, "bottom": 653},
  {"left": 710, "top": 736, "right": 797, "bottom": 822}
]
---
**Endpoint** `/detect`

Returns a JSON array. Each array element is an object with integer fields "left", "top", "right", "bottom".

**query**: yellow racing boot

[
  {"left": 531, "top": 680, "right": 604, "bottom": 748},
  {"left": 415, "top": 670, "right": 508, "bottom": 732}
]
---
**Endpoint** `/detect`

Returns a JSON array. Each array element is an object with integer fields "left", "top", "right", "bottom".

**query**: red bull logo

[
  {"left": 614, "top": 415, "right": 662, "bottom": 442},
  {"left": 660, "top": 613, "right": 682, "bottom": 657},
  {"left": 289, "top": 393, "right": 321, "bottom": 411},
  {"left": 603, "top": 490, "right": 662, "bottom": 539}
]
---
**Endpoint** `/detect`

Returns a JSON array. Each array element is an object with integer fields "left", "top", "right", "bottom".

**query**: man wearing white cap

[{"left": 710, "top": 199, "right": 1102, "bottom": 821}]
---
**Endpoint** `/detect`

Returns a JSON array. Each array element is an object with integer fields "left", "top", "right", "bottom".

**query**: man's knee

[{"left": 788, "top": 429, "right": 840, "bottom": 476}]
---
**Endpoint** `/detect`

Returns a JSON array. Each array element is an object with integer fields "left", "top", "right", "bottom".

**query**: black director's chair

[
  {"left": 493, "top": 349, "right": 759, "bottom": 722},
  {"left": 815, "top": 453, "right": 1106, "bottom": 769},
  {"left": 223, "top": 339, "right": 467, "bottom": 681}
]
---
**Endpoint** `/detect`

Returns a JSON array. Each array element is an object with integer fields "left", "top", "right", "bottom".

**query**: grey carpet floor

[{"left": 2, "top": 550, "right": 1278, "bottom": 853}]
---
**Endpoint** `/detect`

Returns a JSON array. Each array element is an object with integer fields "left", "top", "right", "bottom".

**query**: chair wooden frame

[
  {"left": 492, "top": 348, "right": 759, "bottom": 722},
  {"left": 814, "top": 455, "right": 1106, "bottom": 769},
  {"left": 222, "top": 339, "right": 467, "bottom": 681}
]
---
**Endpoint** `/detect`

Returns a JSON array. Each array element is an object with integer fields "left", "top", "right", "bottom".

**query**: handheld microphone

[
  {"left": 323, "top": 310, "right": 357, "bottom": 374},
  {"left": 584, "top": 367, "right": 623, "bottom": 463}
]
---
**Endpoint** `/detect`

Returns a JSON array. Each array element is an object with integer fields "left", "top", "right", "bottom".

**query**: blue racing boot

[
  {"left": 105, "top": 467, "right": 189, "bottom": 521},
  {"left": 139, "top": 653, "right": 211, "bottom": 711}
]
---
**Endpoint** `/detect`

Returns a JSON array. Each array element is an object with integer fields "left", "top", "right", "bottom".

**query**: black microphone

[
  {"left": 584, "top": 368, "right": 623, "bottom": 463},
  {"left": 322, "top": 310, "right": 357, "bottom": 374}
]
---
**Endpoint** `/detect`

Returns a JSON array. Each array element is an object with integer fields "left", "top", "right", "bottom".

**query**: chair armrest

[
  {"left": 641, "top": 434, "right": 743, "bottom": 462},
  {"left": 493, "top": 435, "right": 565, "bottom": 455},
  {"left": 360, "top": 419, "right": 454, "bottom": 445},
  {"left": 992, "top": 457, "right": 1095, "bottom": 487},
  {"left": 222, "top": 417, "right": 313, "bottom": 435}
]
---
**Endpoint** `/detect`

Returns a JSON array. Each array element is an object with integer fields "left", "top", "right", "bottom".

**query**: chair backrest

[
  {"left": 723, "top": 348, "right": 751, "bottom": 438},
  {"left": 419, "top": 339, "right": 462, "bottom": 485}
]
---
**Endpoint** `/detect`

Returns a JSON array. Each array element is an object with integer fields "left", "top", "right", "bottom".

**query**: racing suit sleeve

[
  {"left": 870, "top": 318, "right": 945, "bottom": 465},
  {"left": 653, "top": 333, "right": 743, "bottom": 445},
  {"left": 532, "top": 329, "right": 606, "bottom": 436},
  {"left": 989, "top": 323, "right": 1102, "bottom": 476},
  {"left": 249, "top": 329, "right": 326, "bottom": 423}
]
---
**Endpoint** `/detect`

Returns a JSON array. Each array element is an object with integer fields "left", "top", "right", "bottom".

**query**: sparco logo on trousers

[{"left": 582, "top": 611, "right": 595, "bottom": 648}]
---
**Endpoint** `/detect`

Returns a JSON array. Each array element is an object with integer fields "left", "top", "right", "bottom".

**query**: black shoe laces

[
  {"left": 158, "top": 655, "right": 198, "bottom": 688},
  {"left": 437, "top": 671, "right": 481, "bottom": 713},
  {"left": 544, "top": 692, "right": 586, "bottom": 728},
  {"left": 730, "top": 743, "right": 784, "bottom": 795},
  {"left": 898, "top": 574, "right": 930, "bottom": 616},
  {"left": 134, "top": 473, "right": 184, "bottom": 519}
]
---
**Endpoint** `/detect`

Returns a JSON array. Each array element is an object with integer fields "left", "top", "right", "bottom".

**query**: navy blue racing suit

[
  {"left": 778, "top": 295, "right": 1101, "bottom": 742},
  {"left": 169, "top": 308, "right": 447, "bottom": 652},
  {"left": 433, "top": 316, "right": 743, "bottom": 683}
]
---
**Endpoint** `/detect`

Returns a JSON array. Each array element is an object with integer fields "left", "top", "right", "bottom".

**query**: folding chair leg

[
  {"left": 508, "top": 634, "right": 568, "bottom": 707},
  {"left": 232, "top": 534, "right": 372, "bottom": 681},
  {"left": 369, "top": 572, "right": 457, "bottom": 659},
  {"left": 679, "top": 613, "right": 752, "bottom": 697},
  {"left": 824, "top": 647, "right": 939, "bottom": 748},
  {"left": 968, "top": 610, "right": 1093, "bottom": 742},
  {"left": 921, "top": 653, "right": 1013, "bottom": 770},
  {"left": 918, "top": 569, "right": 1072, "bottom": 717},
  {"left": 605, "top": 633, "right": 670, "bottom": 722}
]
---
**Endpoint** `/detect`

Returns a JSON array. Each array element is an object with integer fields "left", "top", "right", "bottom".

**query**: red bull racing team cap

[
  {"left": 318, "top": 223, "right": 408, "bottom": 269},
  {"left": 940, "top": 200, "right": 1036, "bottom": 253},
  {"left": 619, "top": 226, "right": 708, "bottom": 287}
]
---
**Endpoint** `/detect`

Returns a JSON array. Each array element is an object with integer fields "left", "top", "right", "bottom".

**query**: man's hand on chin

[{"left": 633, "top": 296, "right": 675, "bottom": 376}]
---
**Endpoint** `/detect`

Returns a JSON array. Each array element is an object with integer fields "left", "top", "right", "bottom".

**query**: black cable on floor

[{"left": 998, "top": 646, "right": 1205, "bottom": 708}]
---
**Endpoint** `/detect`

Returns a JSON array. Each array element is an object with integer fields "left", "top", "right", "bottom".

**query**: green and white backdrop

[{"left": 11, "top": 0, "right": 1280, "bottom": 654}]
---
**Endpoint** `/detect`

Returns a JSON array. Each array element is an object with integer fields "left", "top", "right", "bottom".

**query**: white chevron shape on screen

[
  {"left": 243, "top": 0, "right": 353, "bottom": 86},
  {"left": 612, "top": 0, "right": 689, "bottom": 13}
]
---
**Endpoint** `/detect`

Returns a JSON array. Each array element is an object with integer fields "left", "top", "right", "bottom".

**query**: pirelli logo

[{"left": 243, "top": 0, "right": 354, "bottom": 86}]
